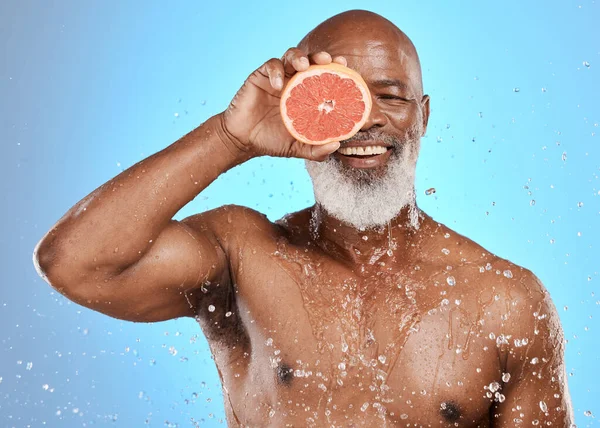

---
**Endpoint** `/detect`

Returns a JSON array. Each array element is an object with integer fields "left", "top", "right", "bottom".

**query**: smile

[{"left": 333, "top": 145, "right": 394, "bottom": 168}]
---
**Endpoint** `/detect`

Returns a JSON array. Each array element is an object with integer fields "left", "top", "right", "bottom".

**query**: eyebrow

[{"left": 370, "top": 79, "right": 411, "bottom": 92}]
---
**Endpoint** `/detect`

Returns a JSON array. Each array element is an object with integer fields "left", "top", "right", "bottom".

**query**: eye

[{"left": 378, "top": 94, "right": 411, "bottom": 104}]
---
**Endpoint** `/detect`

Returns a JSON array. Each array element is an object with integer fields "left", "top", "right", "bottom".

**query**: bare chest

[{"left": 210, "top": 238, "right": 505, "bottom": 426}]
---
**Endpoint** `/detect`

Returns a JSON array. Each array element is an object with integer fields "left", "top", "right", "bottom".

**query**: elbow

[
  {"left": 32, "top": 239, "right": 55, "bottom": 282},
  {"left": 32, "top": 238, "right": 81, "bottom": 294}
]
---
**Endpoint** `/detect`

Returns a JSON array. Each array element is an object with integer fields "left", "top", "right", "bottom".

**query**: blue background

[{"left": 1, "top": 0, "right": 598, "bottom": 426}]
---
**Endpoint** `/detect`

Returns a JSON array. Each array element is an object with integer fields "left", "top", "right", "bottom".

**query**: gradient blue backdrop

[{"left": 1, "top": 1, "right": 598, "bottom": 426}]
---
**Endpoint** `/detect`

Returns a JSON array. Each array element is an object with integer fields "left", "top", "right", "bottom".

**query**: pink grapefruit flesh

[{"left": 280, "top": 63, "right": 372, "bottom": 145}]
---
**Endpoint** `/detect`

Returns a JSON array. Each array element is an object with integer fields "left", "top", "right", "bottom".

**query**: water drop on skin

[
  {"left": 446, "top": 276, "right": 456, "bottom": 286},
  {"left": 208, "top": 305, "right": 215, "bottom": 312}
]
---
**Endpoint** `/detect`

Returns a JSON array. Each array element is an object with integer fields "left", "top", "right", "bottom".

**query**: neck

[{"left": 309, "top": 202, "right": 427, "bottom": 268}]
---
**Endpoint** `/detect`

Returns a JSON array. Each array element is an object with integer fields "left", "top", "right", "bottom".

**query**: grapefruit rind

[{"left": 280, "top": 63, "right": 372, "bottom": 145}]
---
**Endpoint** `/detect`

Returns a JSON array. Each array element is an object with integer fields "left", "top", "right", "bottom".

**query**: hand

[{"left": 217, "top": 49, "right": 348, "bottom": 161}]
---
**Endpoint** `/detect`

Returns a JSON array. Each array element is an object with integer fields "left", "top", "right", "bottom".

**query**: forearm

[{"left": 34, "top": 113, "right": 250, "bottom": 278}]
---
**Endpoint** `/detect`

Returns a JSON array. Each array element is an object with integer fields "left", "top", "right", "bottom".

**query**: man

[{"left": 33, "top": 9, "right": 574, "bottom": 427}]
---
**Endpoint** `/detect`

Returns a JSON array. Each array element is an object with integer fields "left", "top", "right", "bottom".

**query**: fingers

[
  {"left": 308, "top": 51, "right": 331, "bottom": 65},
  {"left": 282, "top": 48, "right": 310, "bottom": 77},
  {"left": 291, "top": 140, "right": 341, "bottom": 161},
  {"left": 332, "top": 55, "right": 348, "bottom": 66},
  {"left": 282, "top": 47, "right": 348, "bottom": 77},
  {"left": 263, "top": 58, "right": 285, "bottom": 91}
]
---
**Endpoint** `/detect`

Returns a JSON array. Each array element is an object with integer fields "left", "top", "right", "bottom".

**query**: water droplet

[
  {"left": 265, "top": 338, "right": 273, "bottom": 346},
  {"left": 446, "top": 276, "right": 456, "bottom": 286},
  {"left": 583, "top": 61, "right": 590, "bottom": 68},
  {"left": 225, "top": 311, "right": 232, "bottom": 317},
  {"left": 174, "top": 112, "right": 179, "bottom": 118},
  {"left": 208, "top": 305, "right": 215, "bottom": 312},
  {"left": 503, "top": 270, "right": 513, "bottom": 278},
  {"left": 577, "top": 202, "right": 584, "bottom": 207},
  {"left": 502, "top": 372, "right": 511, "bottom": 382},
  {"left": 26, "top": 362, "right": 33, "bottom": 370},
  {"left": 378, "top": 355, "right": 386, "bottom": 364},
  {"left": 562, "top": 152, "right": 567, "bottom": 161},
  {"left": 441, "top": 248, "right": 450, "bottom": 255},
  {"left": 513, "top": 88, "right": 520, "bottom": 93},
  {"left": 444, "top": 232, "right": 450, "bottom": 239},
  {"left": 436, "top": 136, "right": 443, "bottom": 143},
  {"left": 531, "top": 357, "right": 539, "bottom": 364},
  {"left": 361, "top": 402, "right": 370, "bottom": 412},
  {"left": 425, "top": 187, "right": 436, "bottom": 195},
  {"left": 539, "top": 401, "right": 548, "bottom": 413},
  {"left": 584, "top": 410, "right": 593, "bottom": 417},
  {"left": 488, "top": 381, "right": 501, "bottom": 392},
  {"left": 269, "top": 409, "right": 276, "bottom": 417},
  {"left": 530, "top": 200, "right": 536, "bottom": 206}
]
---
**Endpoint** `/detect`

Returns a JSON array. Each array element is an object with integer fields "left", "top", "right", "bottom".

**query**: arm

[
  {"left": 33, "top": 48, "right": 342, "bottom": 323},
  {"left": 33, "top": 114, "right": 250, "bottom": 322},
  {"left": 491, "top": 273, "right": 574, "bottom": 426}
]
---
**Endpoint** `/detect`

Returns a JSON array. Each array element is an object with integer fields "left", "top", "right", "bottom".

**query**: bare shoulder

[
  {"left": 430, "top": 220, "right": 558, "bottom": 322},
  {"left": 440, "top": 222, "right": 564, "bottom": 354},
  {"left": 183, "top": 204, "right": 283, "bottom": 251}
]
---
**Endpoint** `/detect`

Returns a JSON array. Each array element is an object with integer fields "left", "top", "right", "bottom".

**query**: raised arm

[
  {"left": 32, "top": 113, "right": 251, "bottom": 322},
  {"left": 32, "top": 48, "right": 343, "bottom": 322},
  {"left": 491, "top": 273, "right": 574, "bottom": 426}
]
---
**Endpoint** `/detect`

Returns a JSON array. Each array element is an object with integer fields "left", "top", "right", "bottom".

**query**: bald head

[{"left": 298, "top": 10, "right": 424, "bottom": 97}]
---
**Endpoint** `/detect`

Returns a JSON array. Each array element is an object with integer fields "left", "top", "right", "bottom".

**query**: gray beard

[{"left": 304, "top": 139, "right": 422, "bottom": 231}]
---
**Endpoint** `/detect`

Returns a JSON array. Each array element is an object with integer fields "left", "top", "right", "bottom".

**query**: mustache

[
  {"left": 339, "top": 126, "right": 421, "bottom": 148},
  {"left": 340, "top": 129, "right": 400, "bottom": 146}
]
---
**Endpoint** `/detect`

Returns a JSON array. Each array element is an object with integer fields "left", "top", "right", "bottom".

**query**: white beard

[{"left": 304, "top": 139, "right": 422, "bottom": 231}]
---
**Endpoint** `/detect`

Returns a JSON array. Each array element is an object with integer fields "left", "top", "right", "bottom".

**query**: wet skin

[
  {"left": 191, "top": 204, "right": 568, "bottom": 427},
  {"left": 34, "top": 10, "right": 573, "bottom": 428}
]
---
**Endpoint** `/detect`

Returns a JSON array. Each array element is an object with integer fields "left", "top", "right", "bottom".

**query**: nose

[{"left": 360, "top": 98, "right": 386, "bottom": 130}]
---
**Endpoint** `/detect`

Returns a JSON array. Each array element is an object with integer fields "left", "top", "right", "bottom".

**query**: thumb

[{"left": 293, "top": 141, "right": 340, "bottom": 161}]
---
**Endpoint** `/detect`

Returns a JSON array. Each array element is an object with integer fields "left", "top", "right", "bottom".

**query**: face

[{"left": 304, "top": 26, "right": 430, "bottom": 230}]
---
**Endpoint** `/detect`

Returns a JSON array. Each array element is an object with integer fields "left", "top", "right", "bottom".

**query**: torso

[{"left": 194, "top": 206, "right": 525, "bottom": 427}]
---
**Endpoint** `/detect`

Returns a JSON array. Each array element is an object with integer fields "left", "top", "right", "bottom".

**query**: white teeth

[{"left": 338, "top": 146, "right": 389, "bottom": 156}]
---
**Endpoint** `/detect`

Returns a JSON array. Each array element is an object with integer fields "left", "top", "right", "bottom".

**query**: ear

[{"left": 421, "top": 95, "right": 430, "bottom": 137}]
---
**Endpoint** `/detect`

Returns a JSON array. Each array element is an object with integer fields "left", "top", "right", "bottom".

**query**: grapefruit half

[{"left": 280, "top": 63, "right": 372, "bottom": 145}]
